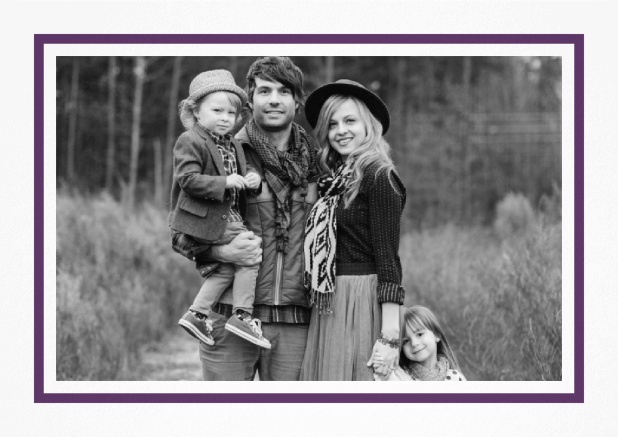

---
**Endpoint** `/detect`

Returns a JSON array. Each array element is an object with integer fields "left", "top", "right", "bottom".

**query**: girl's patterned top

[{"left": 385, "top": 366, "right": 467, "bottom": 381}]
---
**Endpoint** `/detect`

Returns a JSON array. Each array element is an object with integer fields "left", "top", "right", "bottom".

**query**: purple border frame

[{"left": 35, "top": 34, "right": 584, "bottom": 403}]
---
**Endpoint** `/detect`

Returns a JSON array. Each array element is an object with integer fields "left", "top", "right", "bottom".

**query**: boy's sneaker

[
  {"left": 178, "top": 311, "right": 214, "bottom": 346},
  {"left": 224, "top": 313, "right": 271, "bottom": 349}
]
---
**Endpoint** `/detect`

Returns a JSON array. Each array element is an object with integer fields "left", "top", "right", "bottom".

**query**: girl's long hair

[
  {"left": 399, "top": 305, "right": 462, "bottom": 372},
  {"left": 313, "top": 95, "right": 395, "bottom": 207}
]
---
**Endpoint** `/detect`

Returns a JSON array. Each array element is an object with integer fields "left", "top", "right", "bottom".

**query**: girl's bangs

[{"left": 404, "top": 317, "right": 429, "bottom": 334}]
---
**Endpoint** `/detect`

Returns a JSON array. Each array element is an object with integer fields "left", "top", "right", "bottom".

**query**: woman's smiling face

[
  {"left": 402, "top": 322, "right": 440, "bottom": 368},
  {"left": 327, "top": 99, "right": 367, "bottom": 159}
]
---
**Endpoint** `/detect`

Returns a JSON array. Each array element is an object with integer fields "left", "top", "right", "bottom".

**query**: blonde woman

[{"left": 301, "top": 80, "right": 406, "bottom": 381}]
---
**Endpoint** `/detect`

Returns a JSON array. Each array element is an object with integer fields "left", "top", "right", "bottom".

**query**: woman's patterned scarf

[
  {"left": 405, "top": 356, "right": 449, "bottom": 381},
  {"left": 246, "top": 120, "right": 315, "bottom": 253},
  {"left": 303, "top": 160, "right": 354, "bottom": 314}
]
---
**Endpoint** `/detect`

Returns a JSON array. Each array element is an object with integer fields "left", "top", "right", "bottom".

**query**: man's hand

[
  {"left": 226, "top": 174, "right": 246, "bottom": 190},
  {"left": 209, "top": 231, "right": 262, "bottom": 266},
  {"left": 244, "top": 172, "right": 261, "bottom": 190}
]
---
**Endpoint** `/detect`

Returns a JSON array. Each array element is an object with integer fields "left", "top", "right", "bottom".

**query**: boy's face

[
  {"left": 250, "top": 78, "right": 298, "bottom": 132},
  {"left": 193, "top": 91, "right": 238, "bottom": 135}
]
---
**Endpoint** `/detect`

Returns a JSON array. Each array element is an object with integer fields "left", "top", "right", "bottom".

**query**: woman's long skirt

[{"left": 300, "top": 274, "right": 381, "bottom": 381}]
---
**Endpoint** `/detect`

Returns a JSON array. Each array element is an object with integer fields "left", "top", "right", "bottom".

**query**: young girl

[
  {"left": 300, "top": 79, "right": 406, "bottom": 381},
  {"left": 375, "top": 306, "right": 466, "bottom": 381},
  {"left": 169, "top": 69, "right": 270, "bottom": 349}
]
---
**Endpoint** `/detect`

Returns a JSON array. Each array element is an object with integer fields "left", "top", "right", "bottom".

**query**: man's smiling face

[{"left": 250, "top": 78, "right": 298, "bottom": 132}]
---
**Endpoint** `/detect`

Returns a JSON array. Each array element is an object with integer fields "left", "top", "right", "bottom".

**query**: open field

[
  {"left": 401, "top": 220, "right": 561, "bottom": 381},
  {"left": 120, "top": 329, "right": 202, "bottom": 381},
  {"left": 56, "top": 190, "right": 561, "bottom": 381}
]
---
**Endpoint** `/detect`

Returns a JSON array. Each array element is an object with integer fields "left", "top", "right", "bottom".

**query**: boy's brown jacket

[{"left": 168, "top": 123, "right": 250, "bottom": 243}]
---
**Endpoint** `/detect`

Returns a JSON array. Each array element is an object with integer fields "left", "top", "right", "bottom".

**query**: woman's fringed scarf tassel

[{"left": 303, "top": 161, "right": 353, "bottom": 314}]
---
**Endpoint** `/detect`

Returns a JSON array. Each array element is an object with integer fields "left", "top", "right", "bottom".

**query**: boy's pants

[{"left": 190, "top": 221, "right": 259, "bottom": 316}]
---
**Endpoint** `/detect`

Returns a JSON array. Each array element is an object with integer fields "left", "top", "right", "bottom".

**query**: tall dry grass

[
  {"left": 57, "top": 188, "right": 561, "bottom": 381},
  {"left": 400, "top": 193, "right": 561, "bottom": 381},
  {"left": 56, "top": 191, "right": 201, "bottom": 380}
]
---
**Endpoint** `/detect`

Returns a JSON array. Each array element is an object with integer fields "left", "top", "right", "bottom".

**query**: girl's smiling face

[
  {"left": 402, "top": 322, "right": 440, "bottom": 369},
  {"left": 327, "top": 99, "right": 367, "bottom": 160}
]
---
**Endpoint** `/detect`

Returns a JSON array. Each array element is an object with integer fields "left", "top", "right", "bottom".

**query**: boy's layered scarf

[
  {"left": 246, "top": 120, "right": 315, "bottom": 253},
  {"left": 303, "top": 160, "right": 354, "bottom": 314}
]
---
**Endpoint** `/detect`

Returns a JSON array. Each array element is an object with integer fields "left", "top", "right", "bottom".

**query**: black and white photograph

[{"left": 54, "top": 54, "right": 562, "bottom": 384}]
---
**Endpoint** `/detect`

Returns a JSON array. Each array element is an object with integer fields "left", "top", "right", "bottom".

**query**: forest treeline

[{"left": 55, "top": 56, "right": 561, "bottom": 228}]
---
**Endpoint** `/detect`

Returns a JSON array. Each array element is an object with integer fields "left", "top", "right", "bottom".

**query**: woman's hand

[
  {"left": 368, "top": 302, "right": 401, "bottom": 379},
  {"left": 367, "top": 352, "right": 385, "bottom": 380},
  {"left": 367, "top": 341, "right": 399, "bottom": 379}
]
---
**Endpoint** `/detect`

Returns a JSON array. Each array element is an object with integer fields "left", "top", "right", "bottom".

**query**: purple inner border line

[{"left": 34, "top": 34, "right": 584, "bottom": 403}]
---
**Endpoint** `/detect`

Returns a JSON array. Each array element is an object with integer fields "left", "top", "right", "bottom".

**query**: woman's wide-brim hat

[
  {"left": 188, "top": 69, "right": 248, "bottom": 106},
  {"left": 304, "top": 79, "right": 390, "bottom": 134}
]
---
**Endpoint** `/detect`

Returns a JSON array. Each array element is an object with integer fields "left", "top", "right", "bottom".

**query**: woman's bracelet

[{"left": 377, "top": 333, "right": 400, "bottom": 349}]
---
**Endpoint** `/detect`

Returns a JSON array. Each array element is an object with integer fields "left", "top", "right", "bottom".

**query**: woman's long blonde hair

[{"left": 313, "top": 95, "right": 395, "bottom": 207}]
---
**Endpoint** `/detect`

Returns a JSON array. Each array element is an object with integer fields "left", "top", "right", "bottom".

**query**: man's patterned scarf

[
  {"left": 303, "top": 160, "right": 354, "bottom": 314},
  {"left": 246, "top": 120, "right": 316, "bottom": 253}
]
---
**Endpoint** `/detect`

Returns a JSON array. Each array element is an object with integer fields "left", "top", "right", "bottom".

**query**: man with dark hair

[{"left": 197, "top": 57, "right": 318, "bottom": 381}]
